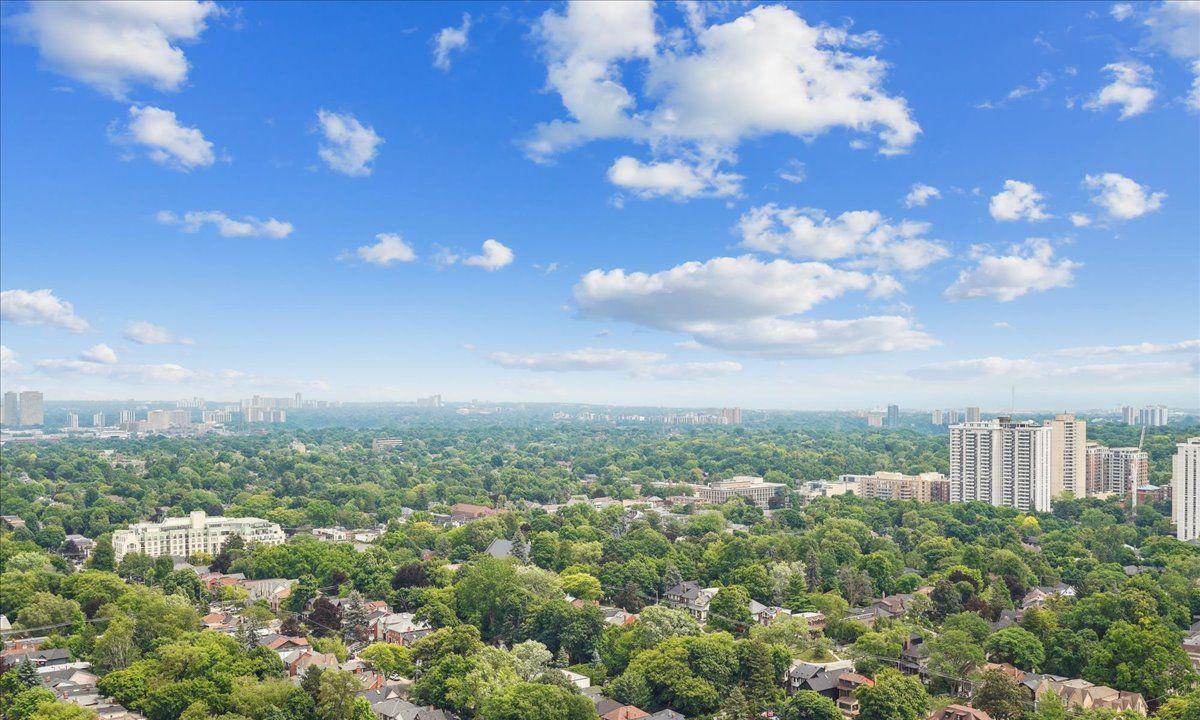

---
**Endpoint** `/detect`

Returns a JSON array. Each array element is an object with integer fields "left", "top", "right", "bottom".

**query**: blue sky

[{"left": 1, "top": 0, "right": 1197, "bottom": 410}]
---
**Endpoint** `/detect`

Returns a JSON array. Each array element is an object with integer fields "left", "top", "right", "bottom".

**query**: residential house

[
  {"left": 1034, "top": 676, "right": 1148, "bottom": 715},
  {"left": 240, "top": 578, "right": 296, "bottom": 612},
  {"left": 786, "top": 660, "right": 855, "bottom": 698},
  {"left": 663, "top": 581, "right": 719, "bottom": 623},
  {"left": 484, "top": 538, "right": 513, "bottom": 559},
  {"left": 1021, "top": 583, "right": 1076, "bottom": 610},
  {"left": 449, "top": 503, "right": 498, "bottom": 524},
  {"left": 749, "top": 599, "right": 794, "bottom": 626},
  {"left": 930, "top": 705, "right": 993, "bottom": 720},
  {"left": 837, "top": 673, "right": 874, "bottom": 717},
  {"left": 369, "top": 612, "right": 433, "bottom": 645}
]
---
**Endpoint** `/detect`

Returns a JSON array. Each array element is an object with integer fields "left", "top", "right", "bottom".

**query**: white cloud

[
  {"left": 640, "top": 361, "right": 743, "bottom": 379},
  {"left": 355, "top": 233, "right": 418, "bottom": 266},
  {"left": 37, "top": 358, "right": 197, "bottom": 383},
  {"left": 988, "top": 180, "right": 1050, "bottom": 222},
  {"left": 1, "top": 289, "right": 90, "bottom": 332},
  {"left": 115, "top": 105, "right": 214, "bottom": 170},
  {"left": 908, "top": 355, "right": 1194, "bottom": 383},
  {"left": 777, "top": 159, "right": 806, "bottom": 184},
  {"left": 9, "top": 1, "right": 218, "bottom": 98},
  {"left": 1191, "top": 60, "right": 1200, "bottom": 110},
  {"left": 123, "top": 320, "right": 193, "bottom": 345},
  {"left": 737, "top": 205, "right": 949, "bottom": 271},
  {"left": 1083, "top": 172, "right": 1166, "bottom": 219},
  {"left": 1068, "top": 212, "right": 1092, "bottom": 227},
  {"left": 993, "top": 321, "right": 1014, "bottom": 330},
  {"left": 1111, "top": 3, "right": 1134, "bottom": 21},
  {"left": 945, "top": 239, "right": 1080, "bottom": 302},
  {"left": 1084, "top": 62, "right": 1156, "bottom": 119},
  {"left": 1144, "top": 1, "right": 1200, "bottom": 61},
  {"left": 157, "top": 210, "right": 293, "bottom": 238},
  {"left": 488, "top": 347, "right": 667, "bottom": 372},
  {"left": 463, "top": 239, "right": 515, "bottom": 271},
  {"left": 1053, "top": 339, "right": 1199, "bottom": 357},
  {"left": 79, "top": 343, "right": 118, "bottom": 364},
  {"left": 606, "top": 155, "right": 742, "bottom": 199},
  {"left": 432, "top": 13, "right": 471, "bottom": 71},
  {"left": 316, "top": 109, "right": 383, "bottom": 176},
  {"left": 904, "top": 183, "right": 941, "bottom": 208},
  {"left": 572, "top": 255, "right": 936, "bottom": 357},
  {"left": 528, "top": 3, "right": 919, "bottom": 162},
  {"left": 486, "top": 346, "right": 743, "bottom": 379},
  {"left": 0, "top": 346, "right": 22, "bottom": 374},
  {"left": 682, "top": 316, "right": 938, "bottom": 357}
]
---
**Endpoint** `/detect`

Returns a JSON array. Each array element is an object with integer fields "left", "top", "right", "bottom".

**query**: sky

[{"left": 0, "top": 0, "right": 1198, "bottom": 411}]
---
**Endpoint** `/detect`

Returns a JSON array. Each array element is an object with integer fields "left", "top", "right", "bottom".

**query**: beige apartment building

[
  {"left": 841, "top": 471, "right": 950, "bottom": 502},
  {"left": 1044, "top": 412, "right": 1086, "bottom": 498},
  {"left": 112, "top": 510, "right": 285, "bottom": 562},
  {"left": 694, "top": 476, "right": 785, "bottom": 509},
  {"left": 1085, "top": 443, "right": 1148, "bottom": 496}
]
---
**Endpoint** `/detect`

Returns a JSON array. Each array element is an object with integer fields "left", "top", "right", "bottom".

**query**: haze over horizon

[{"left": 1, "top": 1, "right": 1197, "bottom": 409}]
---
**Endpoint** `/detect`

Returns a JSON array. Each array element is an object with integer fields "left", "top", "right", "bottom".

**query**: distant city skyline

[{"left": 1, "top": 1, "right": 1197, "bottom": 408}]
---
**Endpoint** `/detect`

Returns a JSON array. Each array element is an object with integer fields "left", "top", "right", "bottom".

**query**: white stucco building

[{"left": 112, "top": 510, "right": 285, "bottom": 562}]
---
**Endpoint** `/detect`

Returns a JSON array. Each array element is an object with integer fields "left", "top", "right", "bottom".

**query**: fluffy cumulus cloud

[
  {"left": 1139, "top": 1, "right": 1200, "bottom": 109},
  {"left": 945, "top": 239, "right": 1080, "bottom": 302},
  {"left": 1, "top": 289, "right": 90, "bottom": 332},
  {"left": 904, "top": 183, "right": 941, "bottom": 208},
  {"left": 157, "top": 210, "right": 293, "bottom": 238},
  {"left": 573, "top": 255, "right": 935, "bottom": 357},
  {"left": 1085, "top": 62, "right": 1156, "bottom": 119},
  {"left": 1112, "top": 3, "right": 1134, "bottom": 21},
  {"left": 606, "top": 156, "right": 742, "bottom": 200},
  {"left": 0, "top": 346, "right": 21, "bottom": 374},
  {"left": 79, "top": 343, "right": 118, "bottom": 364},
  {"left": 487, "top": 346, "right": 743, "bottom": 379},
  {"left": 463, "top": 239, "right": 515, "bottom": 271},
  {"left": 316, "top": 109, "right": 383, "bottom": 176},
  {"left": 989, "top": 180, "right": 1050, "bottom": 222},
  {"left": 432, "top": 13, "right": 471, "bottom": 71},
  {"left": 777, "top": 159, "right": 806, "bottom": 184},
  {"left": 115, "top": 105, "right": 214, "bottom": 170},
  {"left": 123, "top": 320, "right": 193, "bottom": 345},
  {"left": 528, "top": 2, "right": 919, "bottom": 186},
  {"left": 355, "top": 233, "right": 418, "bottom": 266},
  {"left": 737, "top": 205, "right": 949, "bottom": 271},
  {"left": 1068, "top": 213, "right": 1092, "bottom": 227},
  {"left": 1083, "top": 172, "right": 1166, "bottom": 219},
  {"left": 10, "top": 0, "right": 218, "bottom": 98}
]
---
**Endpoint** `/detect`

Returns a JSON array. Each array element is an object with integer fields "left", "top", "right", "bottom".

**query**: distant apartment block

[
  {"left": 843, "top": 471, "right": 950, "bottom": 502},
  {"left": 1, "top": 392, "right": 17, "bottom": 425},
  {"left": 416, "top": 394, "right": 443, "bottom": 408},
  {"left": 92, "top": 412, "right": 105, "bottom": 428},
  {"left": 1173, "top": 438, "right": 1200, "bottom": 542},
  {"left": 1138, "top": 405, "right": 1169, "bottom": 427},
  {"left": 18, "top": 391, "right": 43, "bottom": 426},
  {"left": 372, "top": 437, "right": 405, "bottom": 452},
  {"left": 112, "top": 510, "right": 285, "bottom": 562},
  {"left": 886, "top": 404, "right": 900, "bottom": 427},
  {"left": 965, "top": 406, "right": 981, "bottom": 423},
  {"left": 721, "top": 407, "right": 742, "bottom": 424},
  {"left": 931, "top": 410, "right": 943, "bottom": 425},
  {"left": 66, "top": 413, "right": 79, "bottom": 429},
  {"left": 866, "top": 412, "right": 885, "bottom": 428},
  {"left": 1086, "top": 444, "right": 1147, "bottom": 497},
  {"left": 694, "top": 476, "right": 785, "bottom": 509},
  {"left": 1044, "top": 413, "right": 1086, "bottom": 498},
  {"left": 143, "top": 409, "right": 193, "bottom": 432},
  {"left": 1121, "top": 405, "right": 1136, "bottom": 425},
  {"left": 950, "top": 417, "right": 1051, "bottom": 512}
]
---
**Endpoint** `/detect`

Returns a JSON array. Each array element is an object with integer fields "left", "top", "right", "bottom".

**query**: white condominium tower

[
  {"left": 1044, "top": 412, "right": 1086, "bottom": 498},
  {"left": 950, "top": 417, "right": 1052, "bottom": 512},
  {"left": 1173, "top": 438, "right": 1200, "bottom": 542},
  {"left": 112, "top": 510, "right": 286, "bottom": 562}
]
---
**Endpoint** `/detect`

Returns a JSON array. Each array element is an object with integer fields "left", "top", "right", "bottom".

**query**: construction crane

[{"left": 1131, "top": 425, "right": 1147, "bottom": 517}]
